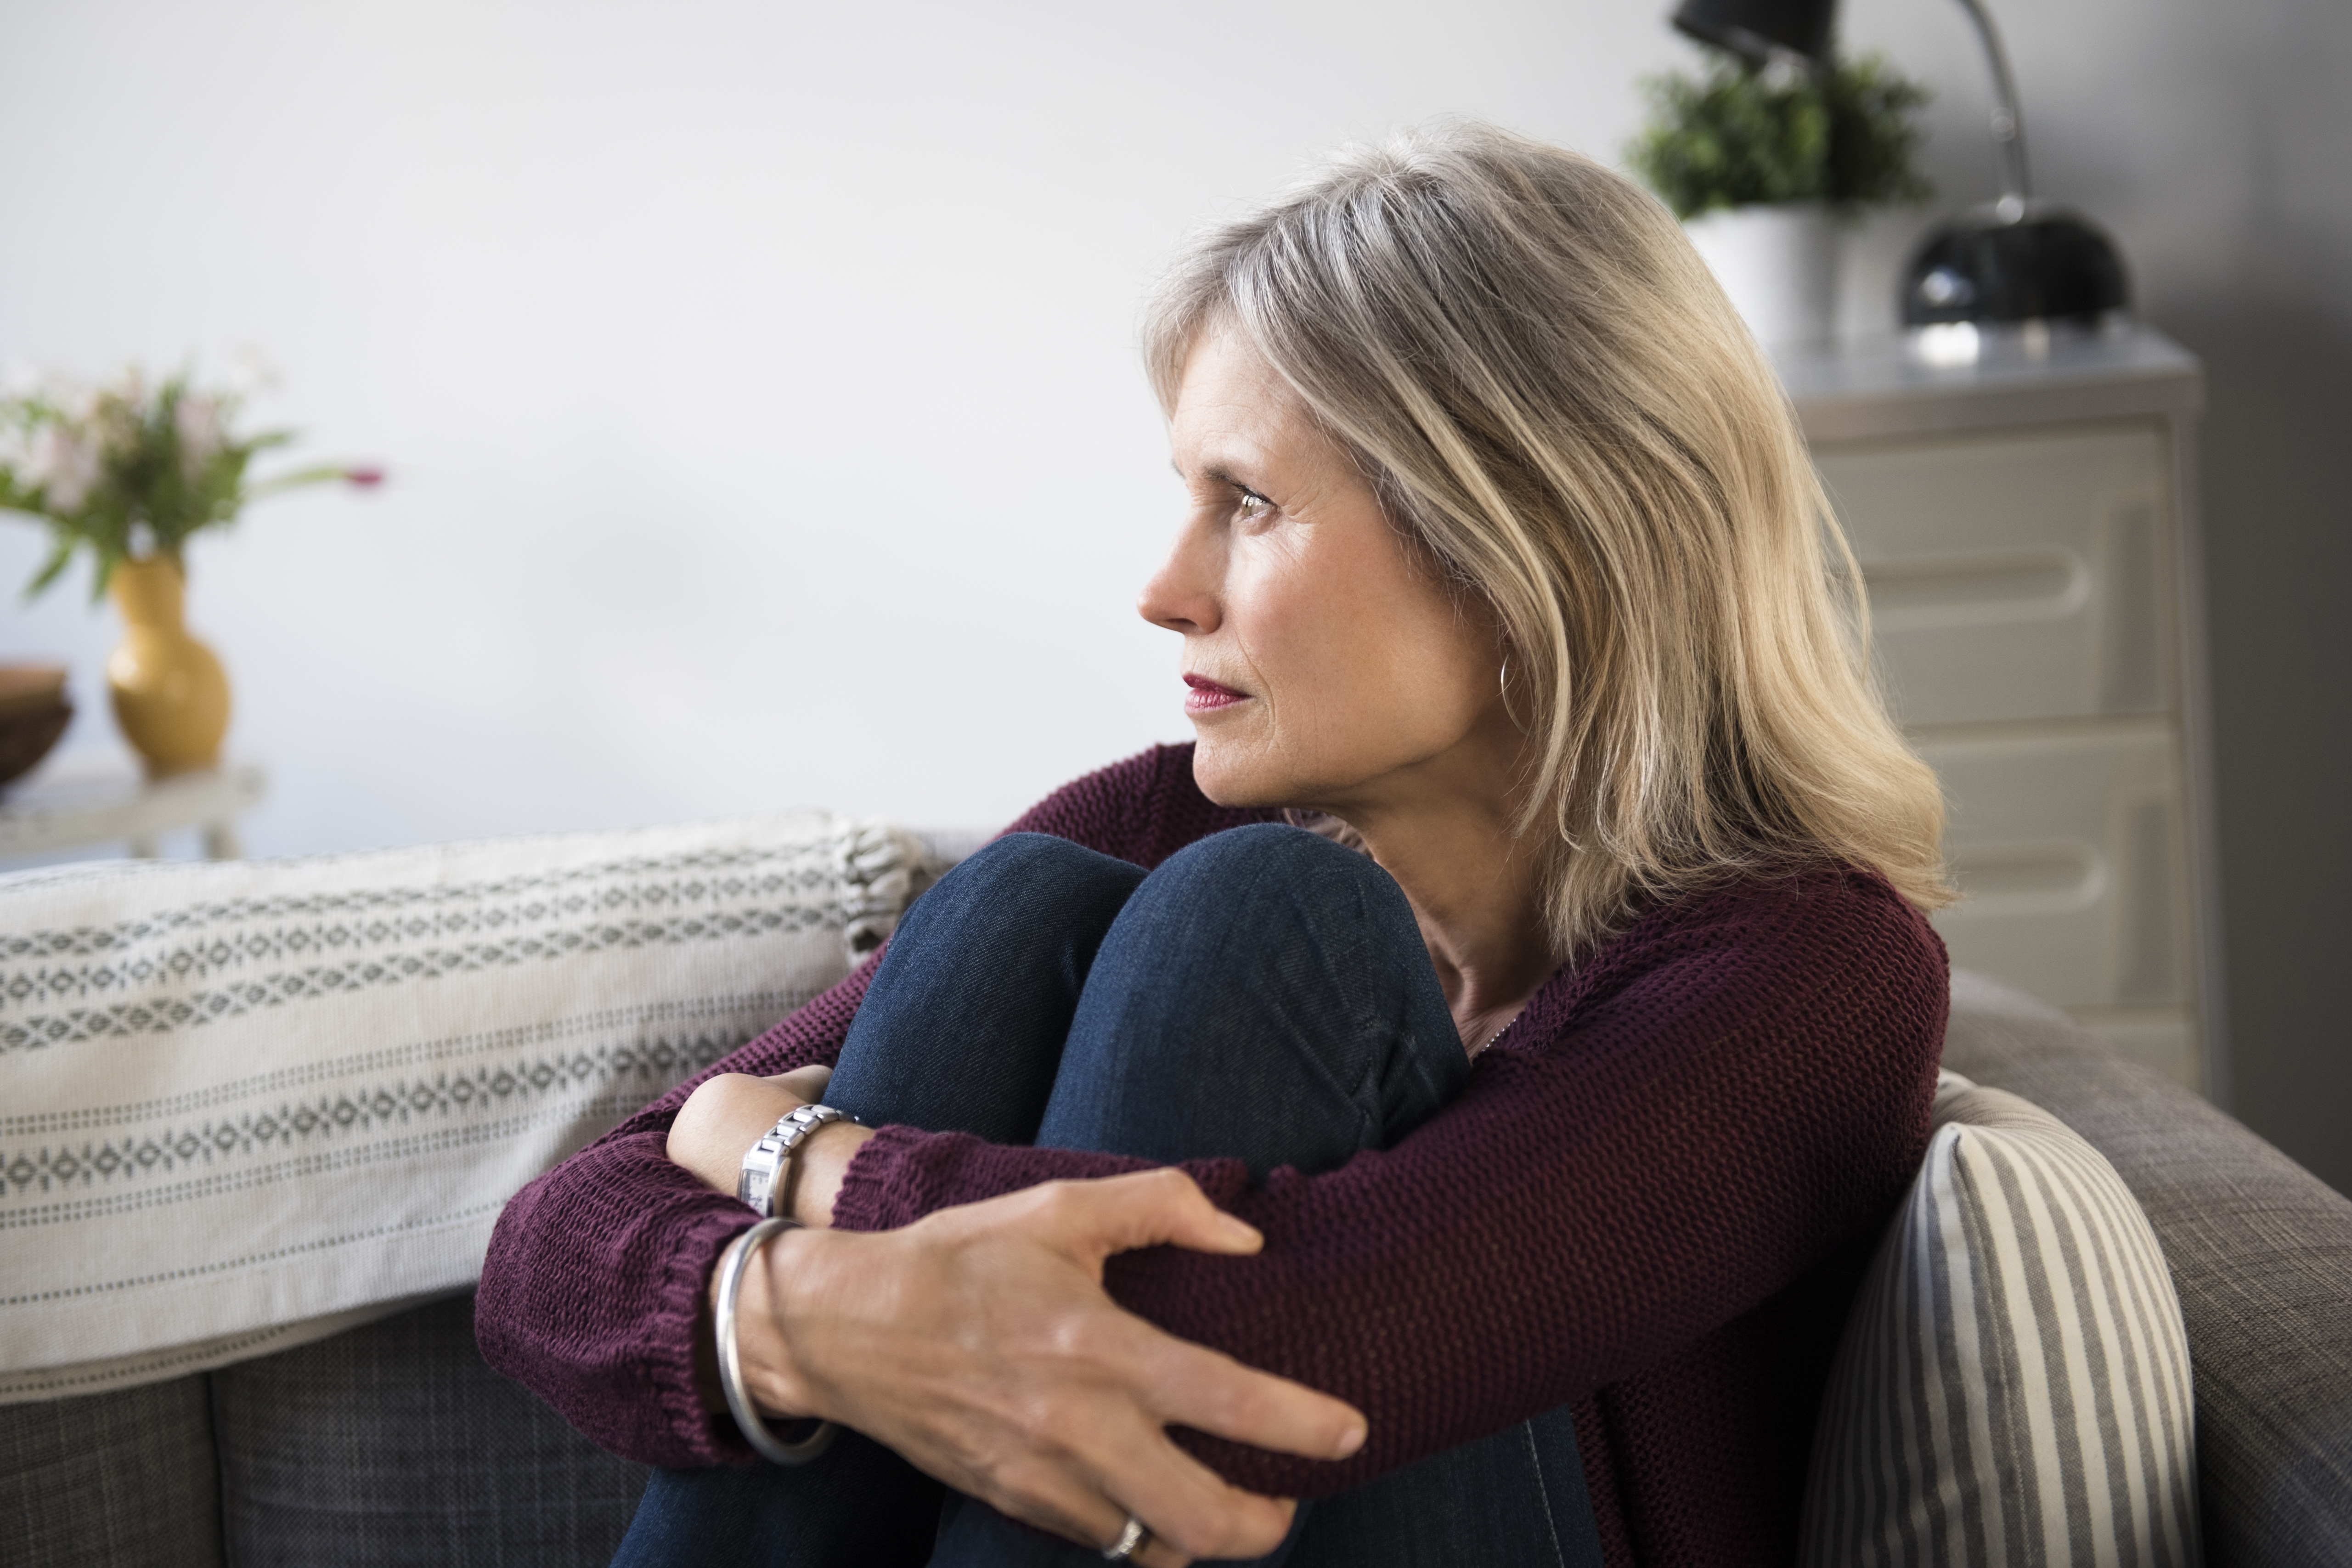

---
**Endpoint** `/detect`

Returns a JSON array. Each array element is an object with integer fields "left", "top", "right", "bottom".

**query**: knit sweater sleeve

[
  {"left": 827, "top": 865, "right": 1948, "bottom": 1499},
  {"left": 472, "top": 744, "right": 1271, "bottom": 1466}
]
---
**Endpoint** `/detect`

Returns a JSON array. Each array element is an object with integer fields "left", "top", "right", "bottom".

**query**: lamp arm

[{"left": 1951, "top": 0, "right": 2031, "bottom": 213}]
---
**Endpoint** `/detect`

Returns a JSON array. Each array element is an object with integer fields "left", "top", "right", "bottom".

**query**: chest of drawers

[{"left": 1778, "top": 327, "right": 2218, "bottom": 1092}]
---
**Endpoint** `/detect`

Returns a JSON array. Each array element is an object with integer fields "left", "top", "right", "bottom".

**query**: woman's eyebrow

[{"left": 1171, "top": 454, "right": 1264, "bottom": 493}]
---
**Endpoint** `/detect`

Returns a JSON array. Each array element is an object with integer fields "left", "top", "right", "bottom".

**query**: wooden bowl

[
  {"left": 0, "top": 664, "right": 67, "bottom": 721},
  {"left": 0, "top": 665, "right": 73, "bottom": 790},
  {"left": 0, "top": 701, "right": 71, "bottom": 791}
]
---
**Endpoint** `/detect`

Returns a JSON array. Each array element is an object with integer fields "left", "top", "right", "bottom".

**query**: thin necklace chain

[{"left": 1473, "top": 1014, "right": 1521, "bottom": 1059}]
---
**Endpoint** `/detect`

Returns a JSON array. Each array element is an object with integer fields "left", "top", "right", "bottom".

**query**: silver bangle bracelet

[{"left": 713, "top": 1216, "right": 839, "bottom": 1466}]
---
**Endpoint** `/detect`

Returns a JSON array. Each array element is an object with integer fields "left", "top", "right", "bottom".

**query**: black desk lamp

[{"left": 1670, "top": 0, "right": 2130, "bottom": 327}]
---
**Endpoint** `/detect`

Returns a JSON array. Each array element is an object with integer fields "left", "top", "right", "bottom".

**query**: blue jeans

[{"left": 614, "top": 826, "right": 1603, "bottom": 1568}]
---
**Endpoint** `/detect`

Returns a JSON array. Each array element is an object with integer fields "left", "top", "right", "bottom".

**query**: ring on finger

[{"left": 1101, "top": 1514, "right": 1150, "bottom": 1562}]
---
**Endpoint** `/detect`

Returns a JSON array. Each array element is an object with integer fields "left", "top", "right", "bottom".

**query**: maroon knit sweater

[{"left": 477, "top": 742, "right": 1947, "bottom": 1566}]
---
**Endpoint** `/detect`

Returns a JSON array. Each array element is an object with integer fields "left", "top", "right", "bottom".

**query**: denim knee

[
  {"left": 1145, "top": 821, "right": 1387, "bottom": 905},
  {"left": 1123, "top": 824, "right": 1428, "bottom": 1004},
  {"left": 943, "top": 829, "right": 1125, "bottom": 884},
  {"left": 832, "top": 834, "right": 1147, "bottom": 1139},
  {"left": 913, "top": 833, "right": 1144, "bottom": 938},
  {"left": 1038, "top": 822, "right": 1466, "bottom": 1173}
]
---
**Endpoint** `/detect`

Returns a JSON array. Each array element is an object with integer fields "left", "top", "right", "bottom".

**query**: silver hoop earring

[{"left": 1498, "top": 656, "right": 1532, "bottom": 737}]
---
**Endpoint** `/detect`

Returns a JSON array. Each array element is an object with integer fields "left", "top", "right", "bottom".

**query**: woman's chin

[
  {"left": 1190, "top": 733, "right": 1332, "bottom": 812},
  {"left": 1187, "top": 736, "right": 1284, "bottom": 810}
]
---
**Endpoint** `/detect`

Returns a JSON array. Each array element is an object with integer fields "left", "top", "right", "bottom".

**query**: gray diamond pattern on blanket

[{"left": 0, "top": 812, "right": 919, "bottom": 1403}]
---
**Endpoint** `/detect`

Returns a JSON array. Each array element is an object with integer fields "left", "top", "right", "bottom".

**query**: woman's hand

[
  {"left": 668, "top": 1071, "right": 1366, "bottom": 1560},
  {"left": 734, "top": 1168, "right": 1365, "bottom": 1566}
]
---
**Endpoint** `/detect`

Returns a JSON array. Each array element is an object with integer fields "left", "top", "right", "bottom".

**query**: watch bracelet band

[{"left": 737, "top": 1103, "right": 862, "bottom": 1218}]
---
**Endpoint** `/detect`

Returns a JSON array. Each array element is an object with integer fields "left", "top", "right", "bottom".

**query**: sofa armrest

[{"left": 1942, "top": 971, "right": 2352, "bottom": 1568}]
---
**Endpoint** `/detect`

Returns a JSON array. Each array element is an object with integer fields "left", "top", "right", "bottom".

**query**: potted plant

[
  {"left": 0, "top": 368, "right": 379, "bottom": 777},
  {"left": 1629, "top": 53, "right": 1931, "bottom": 349}
]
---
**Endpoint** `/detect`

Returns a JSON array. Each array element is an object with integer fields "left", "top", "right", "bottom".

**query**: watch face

[
  {"left": 739, "top": 1110, "right": 846, "bottom": 1217},
  {"left": 740, "top": 1140, "right": 788, "bottom": 1213}
]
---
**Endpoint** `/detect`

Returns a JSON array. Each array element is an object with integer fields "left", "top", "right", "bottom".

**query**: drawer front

[
  {"left": 1918, "top": 725, "right": 2192, "bottom": 1012},
  {"left": 1816, "top": 425, "right": 2176, "bottom": 728}
]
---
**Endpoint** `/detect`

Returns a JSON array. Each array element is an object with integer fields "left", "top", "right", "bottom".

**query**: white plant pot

[{"left": 1682, "top": 202, "right": 1839, "bottom": 350}]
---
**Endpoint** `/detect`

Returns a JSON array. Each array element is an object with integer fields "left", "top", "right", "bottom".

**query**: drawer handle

[
  {"left": 1862, "top": 546, "right": 2087, "bottom": 628},
  {"left": 1948, "top": 840, "right": 2105, "bottom": 915}
]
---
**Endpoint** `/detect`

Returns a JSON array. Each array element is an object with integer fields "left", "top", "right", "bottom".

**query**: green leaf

[
  {"left": 244, "top": 462, "right": 356, "bottom": 497},
  {"left": 24, "top": 533, "right": 75, "bottom": 600},
  {"left": 1627, "top": 48, "right": 1932, "bottom": 219}
]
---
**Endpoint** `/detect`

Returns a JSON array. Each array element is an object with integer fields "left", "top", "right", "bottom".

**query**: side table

[
  {"left": 0, "top": 757, "right": 267, "bottom": 864},
  {"left": 1776, "top": 325, "right": 2217, "bottom": 1094}
]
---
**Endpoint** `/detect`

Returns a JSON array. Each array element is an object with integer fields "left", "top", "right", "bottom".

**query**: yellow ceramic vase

[{"left": 106, "top": 554, "right": 231, "bottom": 778}]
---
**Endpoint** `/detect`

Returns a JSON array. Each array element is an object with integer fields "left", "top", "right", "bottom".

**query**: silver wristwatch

[{"left": 737, "top": 1104, "right": 861, "bottom": 1218}]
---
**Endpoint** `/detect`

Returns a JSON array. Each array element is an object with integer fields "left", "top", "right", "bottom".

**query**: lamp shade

[{"left": 1670, "top": 0, "right": 1837, "bottom": 64}]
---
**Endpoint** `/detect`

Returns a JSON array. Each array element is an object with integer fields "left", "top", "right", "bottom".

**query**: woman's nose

[{"left": 1138, "top": 523, "right": 1221, "bottom": 636}]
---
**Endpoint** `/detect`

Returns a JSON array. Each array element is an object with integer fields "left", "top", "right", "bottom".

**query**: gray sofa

[{"left": 6, "top": 974, "right": 2347, "bottom": 1567}]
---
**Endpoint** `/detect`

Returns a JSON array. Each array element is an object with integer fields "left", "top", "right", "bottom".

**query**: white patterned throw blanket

[{"left": 0, "top": 812, "right": 923, "bottom": 1403}]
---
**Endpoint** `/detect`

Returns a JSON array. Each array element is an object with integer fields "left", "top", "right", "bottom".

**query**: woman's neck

[{"left": 1347, "top": 793, "right": 1556, "bottom": 1055}]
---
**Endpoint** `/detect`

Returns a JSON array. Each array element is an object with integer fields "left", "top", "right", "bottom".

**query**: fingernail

[
  {"left": 1333, "top": 1422, "right": 1366, "bottom": 1458},
  {"left": 1220, "top": 1213, "right": 1262, "bottom": 1247}
]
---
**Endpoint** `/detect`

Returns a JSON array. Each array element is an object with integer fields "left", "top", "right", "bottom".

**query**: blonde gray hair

[{"left": 1144, "top": 121, "right": 1951, "bottom": 955}]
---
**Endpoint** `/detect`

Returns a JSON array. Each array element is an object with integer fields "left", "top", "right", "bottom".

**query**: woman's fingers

[
  {"left": 1033, "top": 1167, "right": 1263, "bottom": 1261},
  {"left": 964, "top": 1390, "right": 1291, "bottom": 1564},
  {"left": 971, "top": 1180, "right": 1355, "bottom": 1557},
  {"left": 753, "top": 1177, "right": 1362, "bottom": 1564},
  {"left": 974, "top": 1456, "right": 1141, "bottom": 1559},
  {"left": 1006, "top": 1171, "right": 1368, "bottom": 1463},
  {"left": 997, "top": 1460, "right": 1218, "bottom": 1567},
  {"left": 1135, "top": 1331, "right": 1368, "bottom": 1463},
  {"left": 1044, "top": 1290, "right": 1363, "bottom": 1466},
  {"left": 1072, "top": 1404, "right": 1302, "bottom": 1562}
]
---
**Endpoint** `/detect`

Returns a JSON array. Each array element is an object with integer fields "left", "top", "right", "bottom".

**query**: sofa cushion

[
  {"left": 0, "top": 1374, "right": 223, "bottom": 1568},
  {"left": 211, "top": 1291, "right": 647, "bottom": 1568},
  {"left": 1801, "top": 1068, "right": 2200, "bottom": 1565},
  {"left": 1942, "top": 971, "right": 2352, "bottom": 1568},
  {"left": 1, "top": 811, "right": 923, "bottom": 1400}
]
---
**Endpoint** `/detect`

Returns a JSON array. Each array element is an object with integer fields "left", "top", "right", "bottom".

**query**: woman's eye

[{"left": 1234, "top": 490, "right": 1273, "bottom": 522}]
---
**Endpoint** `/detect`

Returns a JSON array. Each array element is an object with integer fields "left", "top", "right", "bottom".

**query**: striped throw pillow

[{"left": 1800, "top": 1071, "right": 2203, "bottom": 1567}]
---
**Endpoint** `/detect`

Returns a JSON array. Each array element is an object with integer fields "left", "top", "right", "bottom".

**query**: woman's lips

[{"left": 1183, "top": 674, "right": 1251, "bottom": 713}]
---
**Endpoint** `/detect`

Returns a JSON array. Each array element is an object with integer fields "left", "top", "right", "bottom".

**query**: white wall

[
  {"left": 0, "top": 0, "right": 2301, "bottom": 848},
  {"left": 0, "top": 0, "right": 1671, "bottom": 848},
  {"left": 4, "top": 1, "right": 2346, "bottom": 1163},
  {"left": 0, "top": 0, "right": 2192, "bottom": 847}
]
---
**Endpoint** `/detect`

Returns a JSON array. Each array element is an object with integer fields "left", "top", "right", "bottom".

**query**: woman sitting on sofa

[{"left": 478, "top": 121, "right": 1952, "bottom": 1568}]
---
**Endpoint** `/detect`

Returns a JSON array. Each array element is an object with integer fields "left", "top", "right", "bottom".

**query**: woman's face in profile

[{"left": 1142, "top": 327, "right": 1509, "bottom": 818}]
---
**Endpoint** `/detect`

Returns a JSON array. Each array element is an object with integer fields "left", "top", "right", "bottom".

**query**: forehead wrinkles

[{"left": 1174, "top": 327, "right": 1306, "bottom": 433}]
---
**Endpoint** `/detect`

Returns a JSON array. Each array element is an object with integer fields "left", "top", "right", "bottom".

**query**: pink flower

[
  {"left": 29, "top": 425, "right": 99, "bottom": 514},
  {"left": 175, "top": 394, "right": 223, "bottom": 478},
  {"left": 345, "top": 466, "right": 385, "bottom": 488}
]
